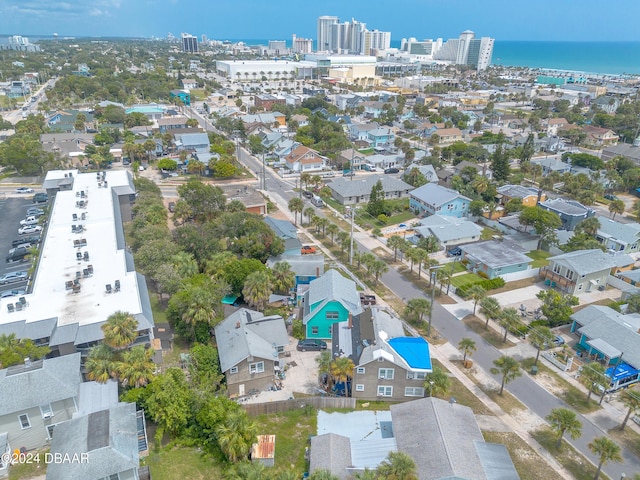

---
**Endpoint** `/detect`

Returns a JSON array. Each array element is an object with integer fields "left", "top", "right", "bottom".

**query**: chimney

[
  {"left": 347, "top": 313, "right": 353, "bottom": 329},
  {"left": 316, "top": 267, "right": 320, "bottom": 277}
]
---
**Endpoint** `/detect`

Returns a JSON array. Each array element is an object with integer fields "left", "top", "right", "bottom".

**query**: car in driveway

[
  {"left": 0, "top": 289, "right": 25, "bottom": 299},
  {"left": 16, "top": 187, "right": 34, "bottom": 194},
  {"left": 604, "top": 194, "right": 619, "bottom": 201},
  {"left": 447, "top": 247, "right": 462, "bottom": 257},
  {"left": 301, "top": 245, "right": 317, "bottom": 255},
  {"left": 18, "top": 225, "right": 43, "bottom": 235},
  {"left": 168, "top": 202, "right": 176, "bottom": 213},
  {"left": 0, "top": 271, "right": 28, "bottom": 285},
  {"left": 553, "top": 335, "right": 565, "bottom": 346},
  {"left": 297, "top": 339, "right": 328, "bottom": 351}
]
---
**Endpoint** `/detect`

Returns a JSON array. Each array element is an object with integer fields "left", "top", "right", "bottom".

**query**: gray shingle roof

[
  {"left": 175, "top": 132, "right": 209, "bottom": 147},
  {"left": 461, "top": 240, "right": 531, "bottom": 269},
  {"left": 357, "top": 309, "right": 409, "bottom": 368},
  {"left": 391, "top": 397, "right": 488, "bottom": 480},
  {"left": 310, "top": 434, "right": 352, "bottom": 480},
  {"left": 571, "top": 306, "right": 640, "bottom": 369},
  {"left": 328, "top": 175, "right": 412, "bottom": 198},
  {"left": 596, "top": 217, "right": 640, "bottom": 246},
  {"left": 214, "top": 308, "right": 289, "bottom": 373},
  {"left": 264, "top": 216, "right": 298, "bottom": 240},
  {"left": 539, "top": 198, "right": 592, "bottom": 217},
  {"left": 266, "top": 254, "right": 325, "bottom": 277},
  {"left": 304, "top": 270, "right": 363, "bottom": 323},
  {"left": 548, "top": 249, "right": 616, "bottom": 276},
  {"left": 496, "top": 184, "right": 540, "bottom": 200},
  {"left": 410, "top": 183, "right": 470, "bottom": 207},
  {"left": 415, "top": 215, "right": 481, "bottom": 244},
  {"left": 405, "top": 163, "right": 438, "bottom": 182},
  {"left": 46, "top": 402, "right": 139, "bottom": 480},
  {"left": 75, "top": 380, "right": 119, "bottom": 417},
  {"left": 0, "top": 353, "right": 82, "bottom": 417}
]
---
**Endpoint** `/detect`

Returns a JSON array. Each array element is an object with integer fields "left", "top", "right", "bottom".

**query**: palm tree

[
  {"left": 352, "top": 468, "right": 377, "bottom": 480},
  {"left": 117, "top": 345, "right": 156, "bottom": 388},
  {"left": 370, "top": 259, "right": 388, "bottom": 285},
  {"left": 405, "top": 248, "right": 418, "bottom": 273},
  {"left": 316, "top": 217, "right": 329, "bottom": 236},
  {"left": 316, "top": 350, "right": 333, "bottom": 389},
  {"left": 304, "top": 206, "right": 316, "bottom": 225},
  {"left": 187, "top": 159, "right": 205, "bottom": 176},
  {"left": 620, "top": 389, "right": 640, "bottom": 430},
  {"left": 479, "top": 297, "right": 501, "bottom": 328},
  {"left": 242, "top": 270, "right": 273, "bottom": 311},
  {"left": 375, "top": 451, "right": 418, "bottom": 480},
  {"left": 308, "top": 470, "right": 340, "bottom": 480},
  {"left": 424, "top": 366, "right": 450, "bottom": 397},
  {"left": 609, "top": 199, "right": 625, "bottom": 219},
  {"left": 85, "top": 344, "right": 115, "bottom": 383},
  {"left": 546, "top": 407, "right": 582, "bottom": 448},
  {"left": 576, "top": 217, "right": 601, "bottom": 236},
  {"left": 499, "top": 307, "right": 520, "bottom": 342},
  {"left": 468, "top": 285, "right": 486, "bottom": 315},
  {"left": 102, "top": 311, "right": 138, "bottom": 349},
  {"left": 490, "top": 356, "right": 521, "bottom": 395},
  {"left": 182, "top": 285, "right": 218, "bottom": 332},
  {"left": 326, "top": 223, "right": 339, "bottom": 244},
  {"left": 387, "top": 235, "right": 404, "bottom": 262},
  {"left": 300, "top": 172, "right": 312, "bottom": 191},
  {"left": 215, "top": 410, "right": 258, "bottom": 463},
  {"left": 336, "top": 231, "right": 349, "bottom": 253},
  {"left": 589, "top": 437, "right": 622, "bottom": 480},
  {"left": 404, "top": 298, "right": 431, "bottom": 325},
  {"left": 529, "top": 326, "right": 555, "bottom": 366},
  {"left": 228, "top": 461, "right": 266, "bottom": 480},
  {"left": 458, "top": 337, "right": 476, "bottom": 363},
  {"left": 330, "top": 357, "right": 355, "bottom": 396},
  {"left": 412, "top": 249, "right": 427, "bottom": 278},
  {"left": 288, "top": 197, "right": 304, "bottom": 226},
  {"left": 580, "top": 362, "right": 607, "bottom": 402},
  {"left": 271, "top": 261, "right": 295, "bottom": 295}
]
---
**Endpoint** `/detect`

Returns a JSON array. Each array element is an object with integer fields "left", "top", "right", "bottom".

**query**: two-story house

[
  {"left": 215, "top": 309, "right": 289, "bottom": 397},
  {"left": 582, "top": 125, "right": 619, "bottom": 148},
  {"left": 539, "top": 198, "right": 595, "bottom": 231},
  {"left": 303, "top": 270, "right": 363, "bottom": 340},
  {"left": 0, "top": 353, "right": 81, "bottom": 452},
  {"left": 433, "top": 127, "right": 463, "bottom": 144},
  {"left": 332, "top": 308, "right": 432, "bottom": 401},
  {"left": 496, "top": 184, "right": 544, "bottom": 208},
  {"left": 595, "top": 218, "right": 640, "bottom": 254},
  {"left": 157, "top": 116, "right": 189, "bottom": 133},
  {"left": 367, "top": 127, "right": 395, "bottom": 148},
  {"left": 409, "top": 183, "right": 471, "bottom": 218},
  {"left": 541, "top": 249, "right": 616, "bottom": 295},
  {"left": 284, "top": 145, "right": 326, "bottom": 172}
]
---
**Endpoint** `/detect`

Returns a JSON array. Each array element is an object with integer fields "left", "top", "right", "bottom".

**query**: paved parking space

[{"left": 0, "top": 196, "right": 41, "bottom": 296}]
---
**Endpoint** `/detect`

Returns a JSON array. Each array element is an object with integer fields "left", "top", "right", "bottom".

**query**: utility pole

[
  {"left": 427, "top": 265, "right": 442, "bottom": 337},
  {"left": 349, "top": 207, "right": 355, "bottom": 265},
  {"left": 262, "top": 151, "right": 266, "bottom": 190}
]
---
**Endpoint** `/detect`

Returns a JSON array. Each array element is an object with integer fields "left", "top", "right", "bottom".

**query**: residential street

[{"left": 233, "top": 146, "right": 640, "bottom": 479}]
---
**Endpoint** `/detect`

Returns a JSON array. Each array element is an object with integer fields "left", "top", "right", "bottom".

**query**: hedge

[{"left": 456, "top": 277, "right": 506, "bottom": 299}]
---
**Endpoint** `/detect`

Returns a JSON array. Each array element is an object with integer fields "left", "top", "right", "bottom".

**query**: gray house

[
  {"left": 46, "top": 403, "right": 141, "bottom": 480},
  {"left": 0, "top": 353, "right": 81, "bottom": 452},
  {"left": 334, "top": 308, "right": 433, "bottom": 401},
  {"left": 542, "top": 249, "right": 616, "bottom": 295},
  {"left": 214, "top": 308, "right": 289, "bottom": 397},
  {"left": 327, "top": 175, "right": 413, "bottom": 206},
  {"left": 595, "top": 217, "right": 640, "bottom": 254},
  {"left": 264, "top": 216, "right": 302, "bottom": 256},
  {"left": 412, "top": 214, "right": 481, "bottom": 250},
  {"left": 539, "top": 198, "right": 595, "bottom": 231}
]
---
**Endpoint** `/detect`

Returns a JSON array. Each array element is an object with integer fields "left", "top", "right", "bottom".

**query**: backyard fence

[{"left": 242, "top": 396, "right": 356, "bottom": 416}]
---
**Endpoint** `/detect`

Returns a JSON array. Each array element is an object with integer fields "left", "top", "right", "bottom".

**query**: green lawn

[
  {"left": 451, "top": 273, "right": 483, "bottom": 288},
  {"left": 253, "top": 407, "right": 317, "bottom": 472},
  {"left": 189, "top": 89, "right": 208, "bottom": 100},
  {"left": 443, "top": 261, "right": 468, "bottom": 274},
  {"left": 144, "top": 446, "right": 225, "bottom": 480},
  {"left": 386, "top": 210, "right": 416, "bottom": 225},
  {"left": 150, "top": 293, "right": 168, "bottom": 324},
  {"left": 324, "top": 196, "right": 345, "bottom": 214},
  {"left": 526, "top": 250, "right": 552, "bottom": 268},
  {"left": 481, "top": 227, "right": 502, "bottom": 240}
]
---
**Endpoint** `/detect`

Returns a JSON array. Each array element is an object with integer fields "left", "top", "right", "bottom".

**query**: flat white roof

[{"left": 0, "top": 170, "right": 147, "bottom": 337}]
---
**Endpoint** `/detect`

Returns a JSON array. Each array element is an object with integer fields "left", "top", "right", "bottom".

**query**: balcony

[{"left": 540, "top": 267, "right": 576, "bottom": 290}]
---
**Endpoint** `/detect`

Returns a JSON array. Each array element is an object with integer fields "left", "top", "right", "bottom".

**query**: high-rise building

[
  {"left": 317, "top": 16, "right": 339, "bottom": 51},
  {"left": 181, "top": 33, "right": 198, "bottom": 53},
  {"left": 363, "top": 29, "right": 391, "bottom": 54},
  {"left": 201, "top": 34, "right": 208, "bottom": 44},
  {"left": 292, "top": 34, "right": 313, "bottom": 54},
  {"left": 433, "top": 30, "right": 494, "bottom": 70},
  {"left": 268, "top": 40, "right": 287, "bottom": 56}
]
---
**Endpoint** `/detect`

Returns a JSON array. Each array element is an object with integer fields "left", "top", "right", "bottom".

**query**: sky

[{"left": 1, "top": 0, "right": 640, "bottom": 42}]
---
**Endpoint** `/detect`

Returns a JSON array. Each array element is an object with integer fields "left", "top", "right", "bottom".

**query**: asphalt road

[{"left": 230, "top": 145, "right": 640, "bottom": 478}]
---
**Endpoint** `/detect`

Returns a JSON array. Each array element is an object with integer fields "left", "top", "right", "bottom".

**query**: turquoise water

[{"left": 491, "top": 41, "right": 640, "bottom": 75}]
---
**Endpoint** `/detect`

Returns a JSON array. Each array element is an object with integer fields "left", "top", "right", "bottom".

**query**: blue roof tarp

[
  {"left": 388, "top": 337, "right": 432, "bottom": 370},
  {"left": 606, "top": 363, "right": 639, "bottom": 381}
]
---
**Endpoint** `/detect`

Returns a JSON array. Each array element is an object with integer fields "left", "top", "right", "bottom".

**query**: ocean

[{"left": 2, "top": 35, "right": 639, "bottom": 76}]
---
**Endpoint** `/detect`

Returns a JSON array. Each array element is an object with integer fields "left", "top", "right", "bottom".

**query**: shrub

[
  {"left": 456, "top": 277, "right": 506, "bottom": 298},
  {"left": 477, "top": 271, "right": 489, "bottom": 279},
  {"left": 292, "top": 319, "right": 304, "bottom": 340}
]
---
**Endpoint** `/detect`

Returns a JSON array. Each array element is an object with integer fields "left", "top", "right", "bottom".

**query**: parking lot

[{"left": 0, "top": 194, "right": 42, "bottom": 297}]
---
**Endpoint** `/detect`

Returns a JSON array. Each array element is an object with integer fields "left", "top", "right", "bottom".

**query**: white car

[
  {"left": 16, "top": 187, "right": 34, "bottom": 194},
  {"left": 18, "top": 225, "right": 43, "bottom": 235},
  {"left": 19, "top": 216, "right": 39, "bottom": 226}
]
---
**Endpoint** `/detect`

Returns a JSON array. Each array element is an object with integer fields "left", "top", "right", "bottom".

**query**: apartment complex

[
  {"left": 400, "top": 30, "right": 494, "bottom": 70},
  {"left": 181, "top": 33, "right": 198, "bottom": 53},
  {"left": 316, "top": 16, "right": 391, "bottom": 54}
]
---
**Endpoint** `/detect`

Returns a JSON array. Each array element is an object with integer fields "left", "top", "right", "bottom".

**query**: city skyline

[{"left": 1, "top": 0, "right": 640, "bottom": 42}]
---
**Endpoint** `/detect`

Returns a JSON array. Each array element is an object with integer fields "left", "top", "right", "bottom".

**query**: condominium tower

[
  {"left": 316, "top": 16, "right": 391, "bottom": 54},
  {"left": 181, "top": 33, "right": 198, "bottom": 53}
]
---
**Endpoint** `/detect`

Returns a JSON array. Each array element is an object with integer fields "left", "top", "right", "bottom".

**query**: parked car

[
  {"left": 447, "top": 247, "right": 462, "bottom": 257},
  {"left": 20, "top": 215, "right": 39, "bottom": 226},
  {"left": 301, "top": 245, "right": 317, "bottom": 255},
  {"left": 553, "top": 335, "right": 565, "bottom": 346},
  {"left": 604, "top": 194, "right": 619, "bottom": 201},
  {"left": 384, "top": 168, "right": 400, "bottom": 174},
  {"left": 302, "top": 190, "right": 314, "bottom": 199},
  {"left": 26, "top": 207, "right": 44, "bottom": 216},
  {"left": 6, "top": 247, "right": 29, "bottom": 263},
  {"left": 32, "top": 193, "right": 48, "bottom": 204},
  {"left": 168, "top": 202, "right": 176, "bottom": 213},
  {"left": 0, "top": 271, "right": 28, "bottom": 285},
  {"left": 18, "top": 225, "right": 43, "bottom": 235},
  {"left": 297, "top": 339, "right": 328, "bottom": 351},
  {"left": 0, "top": 289, "right": 25, "bottom": 299},
  {"left": 16, "top": 187, "right": 34, "bottom": 194},
  {"left": 13, "top": 235, "right": 40, "bottom": 247}
]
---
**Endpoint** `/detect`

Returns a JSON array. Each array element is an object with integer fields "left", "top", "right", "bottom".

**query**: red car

[{"left": 301, "top": 245, "right": 317, "bottom": 255}]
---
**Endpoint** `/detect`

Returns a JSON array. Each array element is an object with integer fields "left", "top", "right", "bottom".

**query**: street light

[{"left": 427, "top": 265, "right": 442, "bottom": 337}]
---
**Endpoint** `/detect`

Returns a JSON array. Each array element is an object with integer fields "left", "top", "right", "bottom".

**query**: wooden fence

[{"left": 242, "top": 396, "right": 356, "bottom": 416}]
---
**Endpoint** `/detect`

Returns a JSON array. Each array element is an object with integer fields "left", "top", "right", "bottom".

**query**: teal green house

[{"left": 302, "top": 269, "right": 363, "bottom": 339}]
